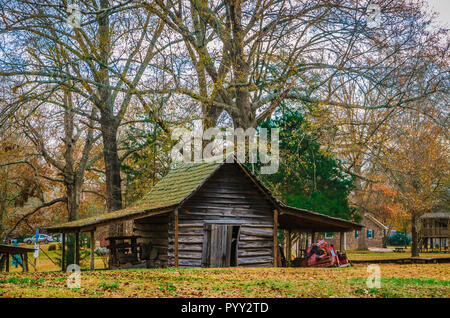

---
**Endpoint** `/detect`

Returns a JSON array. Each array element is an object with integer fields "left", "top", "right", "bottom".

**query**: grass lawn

[
  {"left": 346, "top": 249, "right": 450, "bottom": 261},
  {"left": 0, "top": 264, "right": 448, "bottom": 298}
]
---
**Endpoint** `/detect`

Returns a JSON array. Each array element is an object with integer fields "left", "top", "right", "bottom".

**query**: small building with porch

[
  {"left": 47, "top": 158, "right": 362, "bottom": 269},
  {"left": 420, "top": 212, "right": 449, "bottom": 252}
]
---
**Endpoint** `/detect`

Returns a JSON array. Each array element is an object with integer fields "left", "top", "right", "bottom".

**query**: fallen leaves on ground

[{"left": 0, "top": 264, "right": 448, "bottom": 298}]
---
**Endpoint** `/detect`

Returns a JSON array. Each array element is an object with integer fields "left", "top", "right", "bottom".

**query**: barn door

[{"left": 202, "top": 224, "right": 239, "bottom": 267}]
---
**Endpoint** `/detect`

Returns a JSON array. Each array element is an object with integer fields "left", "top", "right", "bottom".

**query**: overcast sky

[{"left": 425, "top": 0, "right": 450, "bottom": 27}]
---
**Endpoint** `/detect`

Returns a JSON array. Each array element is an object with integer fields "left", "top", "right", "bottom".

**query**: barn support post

[
  {"left": 5, "top": 253, "right": 9, "bottom": 272},
  {"left": 273, "top": 209, "right": 278, "bottom": 267},
  {"left": 286, "top": 229, "right": 291, "bottom": 266},
  {"left": 90, "top": 231, "right": 95, "bottom": 270},
  {"left": 339, "top": 232, "right": 344, "bottom": 252},
  {"left": 74, "top": 232, "right": 80, "bottom": 266},
  {"left": 305, "top": 233, "right": 309, "bottom": 250},
  {"left": 311, "top": 232, "right": 316, "bottom": 244},
  {"left": 61, "top": 233, "right": 65, "bottom": 271},
  {"left": 23, "top": 253, "right": 28, "bottom": 272},
  {"left": 174, "top": 208, "right": 179, "bottom": 268}
]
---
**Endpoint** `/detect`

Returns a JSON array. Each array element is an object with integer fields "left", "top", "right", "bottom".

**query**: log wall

[
  {"left": 170, "top": 164, "right": 275, "bottom": 267},
  {"left": 134, "top": 214, "right": 169, "bottom": 267}
]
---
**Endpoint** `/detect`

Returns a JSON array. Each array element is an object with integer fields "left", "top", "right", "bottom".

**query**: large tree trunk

[
  {"left": 0, "top": 200, "right": 5, "bottom": 241},
  {"left": 63, "top": 102, "right": 87, "bottom": 266},
  {"left": 382, "top": 229, "right": 391, "bottom": 248},
  {"left": 0, "top": 176, "right": 6, "bottom": 240},
  {"left": 63, "top": 103, "right": 81, "bottom": 223},
  {"left": 64, "top": 178, "right": 82, "bottom": 267},
  {"left": 411, "top": 212, "right": 419, "bottom": 257},
  {"left": 100, "top": 112, "right": 123, "bottom": 236},
  {"left": 228, "top": 0, "right": 256, "bottom": 130},
  {"left": 353, "top": 164, "right": 368, "bottom": 250},
  {"left": 97, "top": 0, "right": 123, "bottom": 237},
  {"left": 66, "top": 181, "right": 81, "bottom": 222}
]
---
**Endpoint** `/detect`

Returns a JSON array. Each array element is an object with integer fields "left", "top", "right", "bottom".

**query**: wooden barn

[{"left": 47, "top": 158, "right": 362, "bottom": 269}]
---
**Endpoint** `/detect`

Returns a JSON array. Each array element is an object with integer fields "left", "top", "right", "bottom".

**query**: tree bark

[
  {"left": 0, "top": 179, "right": 6, "bottom": 240},
  {"left": 404, "top": 228, "right": 407, "bottom": 249},
  {"left": 97, "top": 0, "right": 123, "bottom": 237},
  {"left": 100, "top": 112, "right": 123, "bottom": 236},
  {"left": 411, "top": 212, "right": 419, "bottom": 257},
  {"left": 382, "top": 229, "right": 391, "bottom": 248},
  {"left": 353, "top": 164, "right": 368, "bottom": 250}
]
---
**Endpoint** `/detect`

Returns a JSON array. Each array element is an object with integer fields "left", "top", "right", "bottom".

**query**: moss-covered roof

[
  {"left": 138, "top": 160, "right": 221, "bottom": 207},
  {"left": 47, "top": 160, "right": 222, "bottom": 232}
]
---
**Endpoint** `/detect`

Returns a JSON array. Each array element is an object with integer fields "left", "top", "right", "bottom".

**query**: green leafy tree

[{"left": 254, "top": 109, "right": 357, "bottom": 221}]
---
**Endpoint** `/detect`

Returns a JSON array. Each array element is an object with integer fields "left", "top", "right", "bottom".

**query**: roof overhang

[
  {"left": 46, "top": 207, "right": 174, "bottom": 233},
  {"left": 234, "top": 161, "right": 363, "bottom": 232},
  {"left": 278, "top": 206, "right": 363, "bottom": 232},
  {"left": 0, "top": 244, "right": 37, "bottom": 254},
  {"left": 365, "top": 213, "right": 389, "bottom": 230}
]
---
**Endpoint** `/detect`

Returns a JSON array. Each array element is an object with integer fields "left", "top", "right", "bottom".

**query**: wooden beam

[
  {"left": 0, "top": 255, "right": 3, "bottom": 272},
  {"left": 5, "top": 253, "right": 9, "bottom": 272},
  {"left": 23, "top": 253, "right": 28, "bottom": 272},
  {"left": 75, "top": 232, "right": 80, "bottom": 266},
  {"left": 90, "top": 231, "right": 95, "bottom": 270},
  {"left": 311, "top": 232, "right": 316, "bottom": 244},
  {"left": 174, "top": 208, "right": 179, "bottom": 268},
  {"left": 47, "top": 208, "right": 173, "bottom": 234},
  {"left": 61, "top": 233, "right": 65, "bottom": 271},
  {"left": 305, "top": 233, "right": 309, "bottom": 250},
  {"left": 273, "top": 209, "right": 278, "bottom": 267},
  {"left": 340, "top": 232, "right": 344, "bottom": 252},
  {"left": 286, "top": 229, "right": 291, "bottom": 266}
]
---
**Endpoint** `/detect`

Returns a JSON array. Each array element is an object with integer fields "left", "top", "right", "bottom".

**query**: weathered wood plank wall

[
  {"left": 134, "top": 214, "right": 169, "bottom": 267},
  {"left": 169, "top": 164, "right": 275, "bottom": 267}
]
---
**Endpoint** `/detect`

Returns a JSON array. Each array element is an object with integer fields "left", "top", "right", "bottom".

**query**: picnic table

[
  {"left": 393, "top": 247, "right": 405, "bottom": 253},
  {"left": 0, "top": 244, "right": 36, "bottom": 272}
]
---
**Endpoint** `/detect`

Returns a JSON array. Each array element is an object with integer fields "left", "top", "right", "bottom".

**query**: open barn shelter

[
  {"left": 0, "top": 244, "right": 35, "bottom": 272},
  {"left": 47, "top": 157, "right": 362, "bottom": 270}
]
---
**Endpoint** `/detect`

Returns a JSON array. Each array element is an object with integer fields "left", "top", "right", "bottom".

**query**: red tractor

[{"left": 305, "top": 240, "right": 351, "bottom": 267}]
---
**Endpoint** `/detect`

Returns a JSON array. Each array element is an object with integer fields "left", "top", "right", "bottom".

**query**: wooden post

[
  {"left": 5, "top": 253, "right": 9, "bottom": 272},
  {"left": 90, "top": 231, "right": 95, "bottom": 270},
  {"left": 23, "top": 253, "right": 28, "bottom": 272},
  {"left": 273, "top": 209, "right": 278, "bottom": 267},
  {"left": 311, "top": 232, "right": 316, "bottom": 244},
  {"left": 286, "top": 229, "right": 291, "bottom": 266},
  {"left": 339, "top": 232, "right": 344, "bottom": 252},
  {"left": 174, "top": 208, "right": 179, "bottom": 268},
  {"left": 75, "top": 232, "right": 80, "bottom": 266},
  {"left": 61, "top": 233, "right": 65, "bottom": 271},
  {"left": 305, "top": 233, "right": 309, "bottom": 249}
]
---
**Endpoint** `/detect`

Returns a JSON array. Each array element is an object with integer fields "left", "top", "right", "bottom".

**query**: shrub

[
  {"left": 388, "top": 231, "right": 411, "bottom": 246},
  {"left": 48, "top": 244, "right": 57, "bottom": 251}
]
